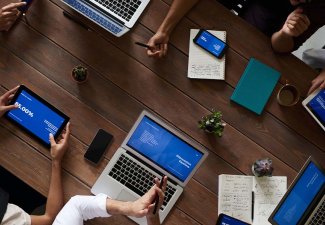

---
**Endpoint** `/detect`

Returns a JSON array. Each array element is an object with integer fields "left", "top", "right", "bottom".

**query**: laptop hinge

[
  {"left": 126, "top": 150, "right": 178, "bottom": 186},
  {"left": 80, "top": 0, "right": 125, "bottom": 25}
]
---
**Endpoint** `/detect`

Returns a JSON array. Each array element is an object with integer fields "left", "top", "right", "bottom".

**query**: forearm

[
  {"left": 106, "top": 199, "right": 132, "bottom": 215},
  {"left": 31, "top": 161, "right": 63, "bottom": 225},
  {"left": 271, "top": 30, "right": 295, "bottom": 53},
  {"left": 46, "top": 161, "right": 64, "bottom": 219},
  {"left": 157, "top": 0, "right": 199, "bottom": 35}
]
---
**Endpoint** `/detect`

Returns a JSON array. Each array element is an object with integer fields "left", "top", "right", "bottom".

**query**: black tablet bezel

[
  {"left": 193, "top": 29, "right": 228, "bottom": 59},
  {"left": 216, "top": 213, "right": 250, "bottom": 225},
  {"left": 4, "top": 85, "right": 70, "bottom": 148}
]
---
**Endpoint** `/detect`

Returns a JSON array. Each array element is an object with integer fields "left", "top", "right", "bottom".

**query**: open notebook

[
  {"left": 218, "top": 174, "right": 287, "bottom": 225},
  {"left": 188, "top": 29, "right": 226, "bottom": 80}
]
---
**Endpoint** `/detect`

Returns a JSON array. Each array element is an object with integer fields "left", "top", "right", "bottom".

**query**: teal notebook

[{"left": 231, "top": 58, "right": 280, "bottom": 115}]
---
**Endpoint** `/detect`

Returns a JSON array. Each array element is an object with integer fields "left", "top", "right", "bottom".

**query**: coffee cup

[{"left": 277, "top": 84, "right": 300, "bottom": 106}]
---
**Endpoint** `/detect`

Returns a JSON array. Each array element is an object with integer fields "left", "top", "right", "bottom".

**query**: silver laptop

[
  {"left": 268, "top": 156, "right": 325, "bottom": 225},
  {"left": 91, "top": 110, "right": 208, "bottom": 224},
  {"left": 61, "top": 0, "right": 150, "bottom": 36},
  {"left": 302, "top": 89, "right": 325, "bottom": 131}
]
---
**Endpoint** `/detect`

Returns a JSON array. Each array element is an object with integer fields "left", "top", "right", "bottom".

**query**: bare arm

[
  {"left": 271, "top": 8, "right": 310, "bottom": 53},
  {"left": 146, "top": 0, "right": 199, "bottom": 58},
  {"left": 107, "top": 177, "right": 167, "bottom": 225},
  {"left": 31, "top": 123, "right": 70, "bottom": 225}
]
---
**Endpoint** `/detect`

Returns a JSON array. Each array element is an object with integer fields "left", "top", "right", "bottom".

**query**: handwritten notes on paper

[
  {"left": 253, "top": 177, "right": 287, "bottom": 225},
  {"left": 218, "top": 175, "right": 253, "bottom": 223},
  {"left": 218, "top": 174, "right": 287, "bottom": 225},
  {"left": 188, "top": 29, "right": 226, "bottom": 80}
]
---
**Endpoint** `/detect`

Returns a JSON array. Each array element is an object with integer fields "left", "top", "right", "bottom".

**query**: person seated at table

[
  {"left": 145, "top": 0, "right": 324, "bottom": 92},
  {"left": 53, "top": 176, "right": 167, "bottom": 225},
  {"left": 0, "top": 2, "right": 26, "bottom": 31},
  {"left": 302, "top": 48, "right": 325, "bottom": 95},
  {"left": 0, "top": 86, "right": 70, "bottom": 225}
]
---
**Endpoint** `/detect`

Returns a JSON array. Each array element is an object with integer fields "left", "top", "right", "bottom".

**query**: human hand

[
  {"left": 0, "top": 2, "right": 26, "bottom": 31},
  {"left": 49, "top": 122, "right": 70, "bottom": 163},
  {"left": 0, "top": 86, "right": 19, "bottom": 117},
  {"left": 281, "top": 8, "right": 310, "bottom": 37},
  {"left": 308, "top": 69, "right": 325, "bottom": 95},
  {"left": 146, "top": 31, "right": 169, "bottom": 58},
  {"left": 128, "top": 176, "right": 167, "bottom": 218}
]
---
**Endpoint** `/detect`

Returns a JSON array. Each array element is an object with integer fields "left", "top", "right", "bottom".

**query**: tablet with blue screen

[
  {"left": 216, "top": 214, "right": 250, "bottom": 225},
  {"left": 4, "top": 85, "right": 70, "bottom": 147},
  {"left": 302, "top": 89, "right": 325, "bottom": 131}
]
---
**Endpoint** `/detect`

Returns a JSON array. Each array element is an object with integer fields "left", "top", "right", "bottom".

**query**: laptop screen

[
  {"left": 126, "top": 115, "right": 204, "bottom": 182},
  {"left": 273, "top": 161, "right": 325, "bottom": 225}
]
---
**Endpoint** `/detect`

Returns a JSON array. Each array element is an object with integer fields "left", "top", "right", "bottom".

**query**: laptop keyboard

[
  {"left": 93, "top": 0, "right": 142, "bottom": 22},
  {"left": 64, "top": 0, "right": 123, "bottom": 34},
  {"left": 309, "top": 199, "right": 325, "bottom": 225},
  {"left": 108, "top": 153, "right": 177, "bottom": 210}
]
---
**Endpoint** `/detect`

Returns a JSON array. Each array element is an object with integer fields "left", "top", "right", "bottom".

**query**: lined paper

[{"left": 188, "top": 29, "right": 226, "bottom": 80}]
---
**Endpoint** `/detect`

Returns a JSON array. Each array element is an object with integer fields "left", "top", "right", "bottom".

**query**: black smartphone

[
  {"left": 216, "top": 213, "right": 250, "bottom": 225},
  {"left": 84, "top": 129, "right": 113, "bottom": 164},
  {"left": 18, "top": 0, "right": 34, "bottom": 13},
  {"left": 193, "top": 29, "right": 228, "bottom": 59}
]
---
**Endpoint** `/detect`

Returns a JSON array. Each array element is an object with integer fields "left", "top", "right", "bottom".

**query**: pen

[
  {"left": 63, "top": 11, "right": 91, "bottom": 31},
  {"left": 252, "top": 191, "right": 254, "bottom": 222},
  {"left": 135, "top": 41, "right": 153, "bottom": 50},
  {"left": 153, "top": 175, "right": 165, "bottom": 215}
]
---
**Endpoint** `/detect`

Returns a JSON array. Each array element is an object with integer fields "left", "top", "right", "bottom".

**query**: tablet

[
  {"left": 302, "top": 89, "right": 325, "bottom": 131},
  {"left": 4, "top": 85, "right": 70, "bottom": 147},
  {"left": 216, "top": 214, "right": 250, "bottom": 225}
]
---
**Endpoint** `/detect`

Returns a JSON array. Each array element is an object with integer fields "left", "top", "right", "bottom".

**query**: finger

[
  {"left": 49, "top": 133, "right": 56, "bottom": 147},
  {"left": 308, "top": 80, "right": 321, "bottom": 95},
  {"left": 162, "top": 44, "right": 168, "bottom": 57},
  {"left": 1, "top": 2, "right": 26, "bottom": 11},
  {"left": 2, "top": 104, "right": 18, "bottom": 112},
  {"left": 1, "top": 11, "right": 19, "bottom": 18},
  {"left": 147, "top": 50, "right": 161, "bottom": 57},
  {"left": 319, "top": 80, "right": 325, "bottom": 89},
  {"left": 2, "top": 86, "right": 19, "bottom": 100},
  {"left": 62, "top": 122, "right": 71, "bottom": 142}
]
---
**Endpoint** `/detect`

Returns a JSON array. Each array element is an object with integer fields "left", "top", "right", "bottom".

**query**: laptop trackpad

[{"left": 117, "top": 189, "right": 138, "bottom": 202}]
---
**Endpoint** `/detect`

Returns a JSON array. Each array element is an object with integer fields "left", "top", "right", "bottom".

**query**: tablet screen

[
  {"left": 5, "top": 85, "right": 69, "bottom": 146},
  {"left": 306, "top": 89, "right": 325, "bottom": 126}
]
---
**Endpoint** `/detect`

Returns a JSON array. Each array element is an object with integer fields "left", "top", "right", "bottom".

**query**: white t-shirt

[
  {"left": 1, "top": 204, "right": 31, "bottom": 225},
  {"left": 53, "top": 194, "right": 111, "bottom": 225}
]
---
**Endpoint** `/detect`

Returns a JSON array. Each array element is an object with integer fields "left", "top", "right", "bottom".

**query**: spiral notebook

[{"left": 188, "top": 29, "right": 226, "bottom": 80}]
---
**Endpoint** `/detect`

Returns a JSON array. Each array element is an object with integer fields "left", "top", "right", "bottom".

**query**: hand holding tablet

[{"left": 4, "top": 85, "right": 70, "bottom": 147}]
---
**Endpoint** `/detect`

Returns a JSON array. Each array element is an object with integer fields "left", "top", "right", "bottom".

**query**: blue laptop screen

[
  {"left": 126, "top": 116, "right": 204, "bottom": 182},
  {"left": 307, "top": 89, "right": 325, "bottom": 125},
  {"left": 7, "top": 90, "right": 66, "bottom": 145},
  {"left": 273, "top": 161, "right": 325, "bottom": 225}
]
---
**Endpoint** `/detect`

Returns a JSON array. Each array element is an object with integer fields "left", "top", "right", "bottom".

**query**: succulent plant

[
  {"left": 72, "top": 65, "right": 88, "bottom": 83},
  {"left": 252, "top": 158, "right": 274, "bottom": 177},
  {"left": 198, "top": 110, "right": 226, "bottom": 137}
]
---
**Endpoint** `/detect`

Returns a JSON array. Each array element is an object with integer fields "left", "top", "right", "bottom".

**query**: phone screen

[
  {"left": 84, "top": 129, "right": 113, "bottom": 164},
  {"left": 18, "top": 0, "right": 34, "bottom": 12},
  {"left": 193, "top": 30, "right": 227, "bottom": 58}
]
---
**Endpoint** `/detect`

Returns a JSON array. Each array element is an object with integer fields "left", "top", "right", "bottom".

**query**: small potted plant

[
  {"left": 71, "top": 65, "right": 88, "bottom": 83},
  {"left": 198, "top": 110, "right": 226, "bottom": 137},
  {"left": 252, "top": 158, "right": 274, "bottom": 177}
]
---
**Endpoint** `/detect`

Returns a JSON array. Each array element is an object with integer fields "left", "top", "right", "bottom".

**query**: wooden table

[{"left": 1, "top": 0, "right": 324, "bottom": 224}]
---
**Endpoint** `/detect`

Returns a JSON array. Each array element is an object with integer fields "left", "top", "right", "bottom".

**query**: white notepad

[
  {"left": 218, "top": 174, "right": 287, "bottom": 225},
  {"left": 187, "top": 29, "right": 226, "bottom": 80}
]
